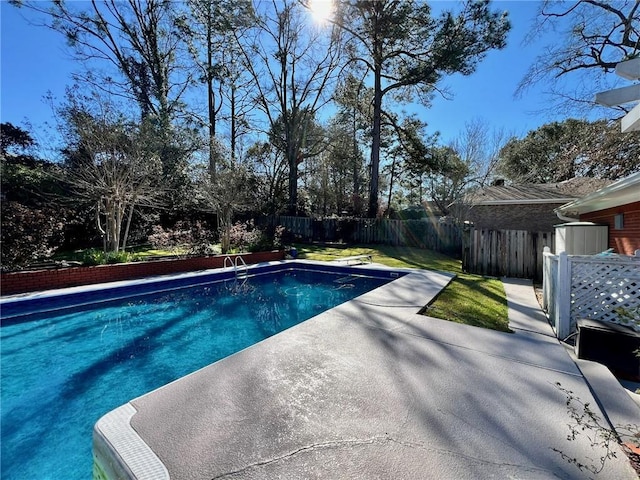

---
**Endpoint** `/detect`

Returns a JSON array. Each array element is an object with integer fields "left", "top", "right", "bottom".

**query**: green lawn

[
  {"left": 295, "top": 243, "right": 509, "bottom": 332},
  {"left": 293, "top": 243, "right": 462, "bottom": 273}
]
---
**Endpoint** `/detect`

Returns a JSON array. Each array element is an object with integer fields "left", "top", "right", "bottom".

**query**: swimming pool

[{"left": 0, "top": 261, "right": 402, "bottom": 480}]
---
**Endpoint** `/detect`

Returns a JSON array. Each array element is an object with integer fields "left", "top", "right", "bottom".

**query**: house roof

[
  {"left": 422, "top": 201, "right": 446, "bottom": 216},
  {"left": 555, "top": 171, "right": 640, "bottom": 215},
  {"left": 464, "top": 177, "right": 612, "bottom": 206}
]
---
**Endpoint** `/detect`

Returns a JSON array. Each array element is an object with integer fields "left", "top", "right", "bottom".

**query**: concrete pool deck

[{"left": 96, "top": 267, "right": 639, "bottom": 479}]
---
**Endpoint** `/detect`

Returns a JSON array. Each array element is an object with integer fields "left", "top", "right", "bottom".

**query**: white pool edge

[{"left": 93, "top": 403, "right": 169, "bottom": 480}]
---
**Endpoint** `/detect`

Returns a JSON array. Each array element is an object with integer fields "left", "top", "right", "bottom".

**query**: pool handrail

[
  {"left": 234, "top": 255, "right": 248, "bottom": 278},
  {"left": 223, "top": 255, "right": 248, "bottom": 279}
]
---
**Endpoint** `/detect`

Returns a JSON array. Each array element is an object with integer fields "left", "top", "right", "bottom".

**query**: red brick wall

[
  {"left": 580, "top": 201, "right": 640, "bottom": 255},
  {"left": 0, "top": 251, "right": 285, "bottom": 296}
]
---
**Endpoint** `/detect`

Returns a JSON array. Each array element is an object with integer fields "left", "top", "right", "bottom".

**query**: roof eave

[
  {"left": 556, "top": 171, "right": 640, "bottom": 214},
  {"left": 471, "top": 198, "right": 577, "bottom": 206}
]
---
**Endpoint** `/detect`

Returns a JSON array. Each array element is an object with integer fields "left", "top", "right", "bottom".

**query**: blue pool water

[{"left": 0, "top": 266, "right": 394, "bottom": 480}]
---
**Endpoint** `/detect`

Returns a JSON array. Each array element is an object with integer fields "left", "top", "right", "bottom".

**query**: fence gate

[{"left": 463, "top": 227, "right": 555, "bottom": 280}]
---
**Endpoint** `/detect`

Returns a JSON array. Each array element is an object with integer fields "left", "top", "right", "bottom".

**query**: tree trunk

[
  {"left": 350, "top": 104, "right": 360, "bottom": 214},
  {"left": 386, "top": 154, "right": 398, "bottom": 217},
  {"left": 105, "top": 198, "right": 119, "bottom": 252},
  {"left": 207, "top": 14, "right": 217, "bottom": 177},
  {"left": 368, "top": 39, "right": 383, "bottom": 218},
  {"left": 287, "top": 115, "right": 299, "bottom": 215},
  {"left": 219, "top": 206, "right": 232, "bottom": 254},
  {"left": 97, "top": 200, "right": 106, "bottom": 252},
  {"left": 121, "top": 202, "right": 135, "bottom": 251},
  {"left": 230, "top": 82, "right": 237, "bottom": 164},
  {"left": 288, "top": 152, "right": 298, "bottom": 215}
]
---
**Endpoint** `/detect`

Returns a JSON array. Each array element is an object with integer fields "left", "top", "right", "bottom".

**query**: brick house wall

[
  {"left": 580, "top": 201, "right": 640, "bottom": 255},
  {"left": 466, "top": 203, "right": 566, "bottom": 232}
]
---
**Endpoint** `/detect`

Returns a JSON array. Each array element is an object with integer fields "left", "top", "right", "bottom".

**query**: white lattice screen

[{"left": 570, "top": 256, "right": 640, "bottom": 332}]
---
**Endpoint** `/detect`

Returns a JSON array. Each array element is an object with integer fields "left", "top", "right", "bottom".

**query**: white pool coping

[{"left": 94, "top": 404, "right": 169, "bottom": 480}]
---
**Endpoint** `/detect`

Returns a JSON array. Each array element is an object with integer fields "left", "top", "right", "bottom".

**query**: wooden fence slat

[
  {"left": 462, "top": 227, "right": 555, "bottom": 280},
  {"left": 270, "top": 215, "right": 462, "bottom": 255}
]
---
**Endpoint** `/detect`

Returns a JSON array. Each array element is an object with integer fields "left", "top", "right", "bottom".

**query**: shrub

[
  {"left": 148, "top": 221, "right": 215, "bottom": 254},
  {"left": 81, "top": 249, "right": 138, "bottom": 266},
  {"left": 0, "top": 201, "right": 65, "bottom": 271},
  {"left": 148, "top": 224, "right": 192, "bottom": 250},
  {"left": 81, "top": 249, "right": 106, "bottom": 266},
  {"left": 188, "top": 243, "right": 220, "bottom": 256},
  {"left": 228, "top": 220, "right": 262, "bottom": 252},
  {"left": 272, "top": 225, "right": 285, "bottom": 249},
  {"left": 227, "top": 221, "right": 285, "bottom": 253},
  {"left": 105, "top": 250, "right": 136, "bottom": 264}
]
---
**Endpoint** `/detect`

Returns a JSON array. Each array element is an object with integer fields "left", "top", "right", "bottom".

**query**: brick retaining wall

[{"left": 0, "top": 251, "right": 285, "bottom": 296}]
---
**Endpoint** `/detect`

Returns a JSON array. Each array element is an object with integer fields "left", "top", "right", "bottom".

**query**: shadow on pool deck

[{"left": 98, "top": 271, "right": 639, "bottom": 480}]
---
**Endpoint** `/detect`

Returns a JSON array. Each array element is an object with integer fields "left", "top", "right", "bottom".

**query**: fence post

[
  {"left": 555, "top": 251, "right": 572, "bottom": 339},
  {"left": 542, "top": 246, "right": 550, "bottom": 311},
  {"left": 462, "top": 224, "right": 472, "bottom": 273}
]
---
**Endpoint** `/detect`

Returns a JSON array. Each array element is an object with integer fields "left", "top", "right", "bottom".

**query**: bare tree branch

[{"left": 518, "top": 0, "right": 640, "bottom": 116}]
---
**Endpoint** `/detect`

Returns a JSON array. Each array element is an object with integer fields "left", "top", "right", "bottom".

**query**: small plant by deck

[{"left": 553, "top": 382, "right": 640, "bottom": 476}]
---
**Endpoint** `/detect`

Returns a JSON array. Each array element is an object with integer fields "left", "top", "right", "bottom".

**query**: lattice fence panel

[{"left": 570, "top": 256, "right": 640, "bottom": 332}]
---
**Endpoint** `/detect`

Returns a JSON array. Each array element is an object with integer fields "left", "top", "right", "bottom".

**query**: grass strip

[{"left": 422, "top": 273, "right": 510, "bottom": 333}]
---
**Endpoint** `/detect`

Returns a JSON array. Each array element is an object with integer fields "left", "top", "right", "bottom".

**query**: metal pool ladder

[{"left": 224, "top": 255, "right": 249, "bottom": 279}]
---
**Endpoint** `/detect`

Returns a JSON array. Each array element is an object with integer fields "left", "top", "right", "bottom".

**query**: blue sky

[{"left": 0, "top": 1, "right": 602, "bottom": 151}]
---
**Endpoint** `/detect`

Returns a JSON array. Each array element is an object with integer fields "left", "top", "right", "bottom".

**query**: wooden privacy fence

[
  {"left": 463, "top": 228, "right": 555, "bottom": 280},
  {"left": 543, "top": 249, "right": 640, "bottom": 339},
  {"left": 267, "top": 216, "right": 462, "bottom": 255}
]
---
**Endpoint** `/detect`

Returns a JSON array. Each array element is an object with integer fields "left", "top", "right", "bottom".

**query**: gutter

[{"left": 554, "top": 210, "right": 579, "bottom": 222}]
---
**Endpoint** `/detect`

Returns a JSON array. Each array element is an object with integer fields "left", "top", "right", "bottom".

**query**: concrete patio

[{"left": 95, "top": 267, "right": 639, "bottom": 479}]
